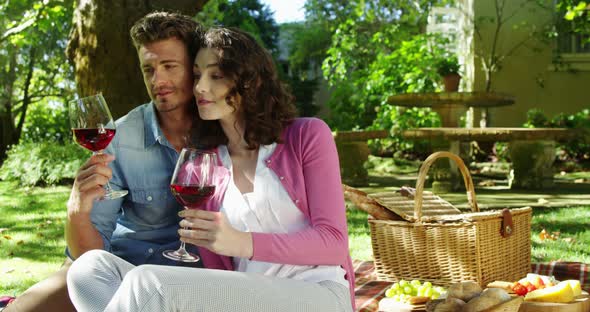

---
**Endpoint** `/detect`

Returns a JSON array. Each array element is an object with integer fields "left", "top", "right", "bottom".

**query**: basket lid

[
  {"left": 368, "top": 186, "right": 461, "bottom": 222},
  {"left": 368, "top": 152, "right": 479, "bottom": 222}
]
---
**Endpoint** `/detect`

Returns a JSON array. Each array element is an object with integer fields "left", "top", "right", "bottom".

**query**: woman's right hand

[
  {"left": 67, "top": 153, "right": 115, "bottom": 217},
  {"left": 178, "top": 209, "right": 253, "bottom": 259}
]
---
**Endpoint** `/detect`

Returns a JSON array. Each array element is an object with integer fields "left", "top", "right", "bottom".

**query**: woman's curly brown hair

[{"left": 191, "top": 27, "right": 297, "bottom": 150}]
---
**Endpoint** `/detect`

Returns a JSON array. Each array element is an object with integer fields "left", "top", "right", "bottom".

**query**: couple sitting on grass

[{"left": 5, "top": 11, "right": 354, "bottom": 312}]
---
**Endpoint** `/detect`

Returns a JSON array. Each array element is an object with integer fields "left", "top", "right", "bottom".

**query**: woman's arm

[{"left": 250, "top": 118, "right": 350, "bottom": 265}]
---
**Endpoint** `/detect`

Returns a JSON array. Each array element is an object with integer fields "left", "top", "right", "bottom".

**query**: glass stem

[
  {"left": 178, "top": 206, "right": 189, "bottom": 254},
  {"left": 93, "top": 150, "right": 114, "bottom": 192},
  {"left": 178, "top": 233, "right": 188, "bottom": 253},
  {"left": 104, "top": 180, "right": 114, "bottom": 192}
]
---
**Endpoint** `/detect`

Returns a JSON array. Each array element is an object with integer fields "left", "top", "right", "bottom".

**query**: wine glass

[
  {"left": 163, "top": 148, "right": 218, "bottom": 262},
  {"left": 69, "top": 93, "right": 128, "bottom": 200}
]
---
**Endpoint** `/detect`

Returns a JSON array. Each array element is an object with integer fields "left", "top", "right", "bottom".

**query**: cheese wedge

[
  {"left": 524, "top": 281, "right": 574, "bottom": 303},
  {"left": 563, "top": 280, "right": 582, "bottom": 296}
]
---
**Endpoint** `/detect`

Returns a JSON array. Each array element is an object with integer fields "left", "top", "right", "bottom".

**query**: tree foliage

[
  {"left": 281, "top": 22, "right": 332, "bottom": 80},
  {"left": 196, "top": 0, "right": 279, "bottom": 55},
  {"left": 558, "top": 0, "right": 590, "bottom": 42},
  {"left": 0, "top": 0, "right": 75, "bottom": 164},
  {"left": 299, "top": 0, "right": 453, "bottom": 131},
  {"left": 278, "top": 22, "right": 332, "bottom": 117},
  {"left": 0, "top": 141, "right": 87, "bottom": 186}
]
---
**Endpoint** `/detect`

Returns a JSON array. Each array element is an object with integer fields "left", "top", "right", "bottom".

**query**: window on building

[
  {"left": 554, "top": 3, "right": 590, "bottom": 70},
  {"left": 557, "top": 29, "right": 590, "bottom": 54}
]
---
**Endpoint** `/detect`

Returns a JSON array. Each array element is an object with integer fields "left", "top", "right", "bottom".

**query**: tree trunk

[
  {"left": 14, "top": 47, "right": 37, "bottom": 144},
  {"left": 66, "top": 0, "right": 207, "bottom": 119},
  {"left": 0, "top": 45, "right": 18, "bottom": 162}
]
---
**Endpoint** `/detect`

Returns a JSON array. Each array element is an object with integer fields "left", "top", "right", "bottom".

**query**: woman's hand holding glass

[
  {"left": 178, "top": 209, "right": 253, "bottom": 259},
  {"left": 163, "top": 148, "right": 220, "bottom": 262}
]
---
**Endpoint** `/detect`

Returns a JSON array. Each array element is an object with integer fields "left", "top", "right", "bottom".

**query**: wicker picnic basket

[{"left": 368, "top": 151, "right": 532, "bottom": 288}]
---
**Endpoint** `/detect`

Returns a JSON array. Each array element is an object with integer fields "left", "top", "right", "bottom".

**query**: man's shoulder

[
  {"left": 115, "top": 103, "right": 151, "bottom": 126},
  {"left": 113, "top": 103, "right": 154, "bottom": 135},
  {"left": 110, "top": 103, "right": 152, "bottom": 149}
]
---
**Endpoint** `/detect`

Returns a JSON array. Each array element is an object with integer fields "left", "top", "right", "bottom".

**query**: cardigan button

[
  {"left": 279, "top": 176, "right": 284, "bottom": 180},
  {"left": 294, "top": 199, "right": 300, "bottom": 204}
]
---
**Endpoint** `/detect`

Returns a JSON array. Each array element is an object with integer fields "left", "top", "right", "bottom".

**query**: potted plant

[{"left": 436, "top": 56, "right": 461, "bottom": 92}]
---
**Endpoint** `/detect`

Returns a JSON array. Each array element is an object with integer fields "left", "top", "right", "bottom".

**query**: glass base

[
  {"left": 163, "top": 249, "right": 200, "bottom": 263},
  {"left": 100, "top": 190, "right": 128, "bottom": 201}
]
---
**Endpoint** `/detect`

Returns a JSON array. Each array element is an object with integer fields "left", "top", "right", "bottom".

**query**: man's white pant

[{"left": 67, "top": 249, "right": 352, "bottom": 312}]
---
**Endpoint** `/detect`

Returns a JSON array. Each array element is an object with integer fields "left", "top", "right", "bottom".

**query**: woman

[{"left": 67, "top": 27, "right": 355, "bottom": 312}]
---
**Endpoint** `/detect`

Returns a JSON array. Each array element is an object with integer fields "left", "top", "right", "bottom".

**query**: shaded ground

[{"left": 358, "top": 164, "right": 590, "bottom": 210}]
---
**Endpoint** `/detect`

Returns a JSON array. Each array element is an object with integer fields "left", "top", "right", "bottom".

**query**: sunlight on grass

[
  {"left": 0, "top": 259, "right": 63, "bottom": 295},
  {"left": 346, "top": 206, "right": 374, "bottom": 260},
  {"left": 348, "top": 234, "right": 373, "bottom": 261},
  {"left": 0, "top": 181, "right": 70, "bottom": 295},
  {"left": 531, "top": 207, "right": 590, "bottom": 263}
]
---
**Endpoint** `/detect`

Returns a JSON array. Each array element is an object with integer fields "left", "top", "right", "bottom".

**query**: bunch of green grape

[{"left": 384, "top": 279, "right": 446, "bottom": 303}]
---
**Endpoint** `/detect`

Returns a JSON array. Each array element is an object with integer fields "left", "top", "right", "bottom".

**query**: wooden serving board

[
  {"left": 519, "top": 292, "right": 589, "bottom": 312},
  {"left": 378, "top": 298, "right": 426, "bottom": 312}
]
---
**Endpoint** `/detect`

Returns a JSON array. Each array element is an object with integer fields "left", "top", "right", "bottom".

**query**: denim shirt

[{"left": 67, "top": 102, "right": 199, "bottom": 266}]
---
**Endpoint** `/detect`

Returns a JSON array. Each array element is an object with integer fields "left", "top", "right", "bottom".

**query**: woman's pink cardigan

[{"left": 201, "top": 118, "right": 355, "bottom": 310}]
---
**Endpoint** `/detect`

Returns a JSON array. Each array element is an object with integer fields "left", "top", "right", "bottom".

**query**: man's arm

[{"left": 65, "top": 153, "right": 118, "bottom": 258}]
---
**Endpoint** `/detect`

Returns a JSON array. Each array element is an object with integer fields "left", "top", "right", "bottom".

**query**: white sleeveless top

[{"left": 218, "top": 144, "right": 348, "bottom": 288}]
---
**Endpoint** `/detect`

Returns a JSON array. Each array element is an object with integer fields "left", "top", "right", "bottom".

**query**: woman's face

[{"left": 193, "top": 47, "right": 237, "bottom": 122}]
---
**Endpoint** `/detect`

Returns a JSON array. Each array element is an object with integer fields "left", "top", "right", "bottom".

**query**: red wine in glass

[
  {"left": 69, "top": 93, "right": 128, "bottom": 200},
  {"left": 72, "top": 128, "right": 116, "bottom": 152},
  {"left": 170, "top": 185, "right": 215, "bottom": 209},
  {"left": 163, "top": 148, "right": 218, "bottom": 263}
]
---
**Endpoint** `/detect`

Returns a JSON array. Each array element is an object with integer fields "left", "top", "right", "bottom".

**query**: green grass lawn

[
  {"left": 1, "top": 179, "right": 590, "bottom": 296},
  {"left": 0, "top": 181, "right": 70, "bottom": 296}
]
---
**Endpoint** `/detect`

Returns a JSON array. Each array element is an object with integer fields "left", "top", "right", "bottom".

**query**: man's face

[{"left": 138, "top": 38, "right": 194, "bottom": 113}]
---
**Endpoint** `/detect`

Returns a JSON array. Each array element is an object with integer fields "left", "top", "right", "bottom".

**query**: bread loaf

[
  {"left": 447, "top": 281, "right": 482, "bottom": 302},
  {"left": 431, "top": 297, "right": 465, "bottom": 312},
  {"left": 342, "top": 184, "right": 401, "bottom": 220},
  {"left": 462, "top": 295, "right": 502, "bottom": 312},
  {"left": 464, "top": 288, "right": 511, "bottom": 312},
  {"left": 480, "top": 288, "right": 511, "bottom": 302}
]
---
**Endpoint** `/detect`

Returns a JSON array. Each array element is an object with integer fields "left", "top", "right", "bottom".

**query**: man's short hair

[{"left": 130, "top": 11, "right": 202, "bottom": 59}]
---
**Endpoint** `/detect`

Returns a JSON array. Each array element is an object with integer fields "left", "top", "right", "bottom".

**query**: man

[{"left": 6, "top": 12, "right": 202, "bottom": 311}]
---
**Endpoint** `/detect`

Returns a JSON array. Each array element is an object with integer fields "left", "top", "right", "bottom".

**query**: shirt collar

[{"left": 143, "top": 102, "right": 164, "bottom": 148}]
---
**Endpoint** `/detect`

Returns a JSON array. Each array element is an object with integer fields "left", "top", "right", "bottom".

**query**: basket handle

[{"left": 414, "top": 151, "right": 479, "bottom": 221}]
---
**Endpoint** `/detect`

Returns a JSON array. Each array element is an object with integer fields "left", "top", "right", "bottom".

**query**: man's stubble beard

[{"left": 154, "top": 97, "right": 180, "bottom": 113}]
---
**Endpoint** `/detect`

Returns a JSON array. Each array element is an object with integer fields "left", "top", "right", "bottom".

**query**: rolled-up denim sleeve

[
  {"left": 89, "top": 196, "right": 123, "bottom": 251},
  {"left": 62, "top": 199, "right": 123, "bottom": 259}
]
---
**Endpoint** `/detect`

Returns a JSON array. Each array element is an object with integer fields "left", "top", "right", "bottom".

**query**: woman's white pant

[{"left": 67, "top": 249, "right": 352, "bottom": 312}]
